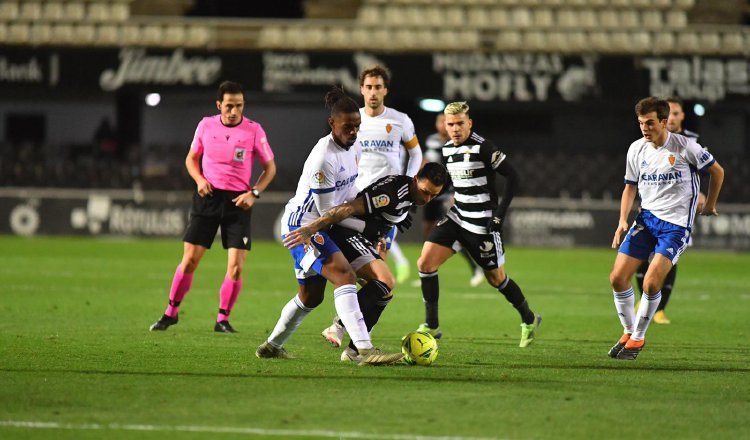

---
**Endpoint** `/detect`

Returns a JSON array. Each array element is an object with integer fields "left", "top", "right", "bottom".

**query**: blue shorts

[
  {"left": 619, "top": 210, "right": 691, "bottom": 265},
  {"left": 384, "top": 226, "right": 397, "bottom": 250},
  {"left": 284, "top": 228, "right": 341, "bottom": 285}
]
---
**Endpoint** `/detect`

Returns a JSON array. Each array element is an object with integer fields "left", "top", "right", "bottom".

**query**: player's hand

[
  {"left": 487, "top": 215, "right": 504, "bottom": 233},
  {"left": 283, "top": 227, "right": 313, "bottom": 249},
  {"left": 363, "top": 218, "right": 388, "bottom": 242},
  {"left": 232, "top": 192, "right": 256, "bottom": 210},
  {"left": 197, "top": 178, "right": 213, "bottom": 197},
  {"left": 699, "top": 206, "right": 718, "bottom": 216},
  {"left": 611, "top": 220, "right": 629, "bottom": 248},
  {"left": 396, "top": 213, "right": 413, "bottom": 233}
]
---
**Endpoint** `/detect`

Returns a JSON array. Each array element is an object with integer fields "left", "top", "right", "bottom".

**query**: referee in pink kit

[{"left": 150, "top": 81, "right": 276, "bottom": 333}]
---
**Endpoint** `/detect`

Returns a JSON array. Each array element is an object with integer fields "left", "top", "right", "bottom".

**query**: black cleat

[
  {"left": 150, "top": 314, "right": 178, "bottom": 331},
  {"left": 608, "top": 333, "right": 631, "bottom": 358},
  {"left": 214, "top": 320, "right": 237, "bottom": 333}
]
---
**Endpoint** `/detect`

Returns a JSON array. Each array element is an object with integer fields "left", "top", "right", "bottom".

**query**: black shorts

[
  {"left": 183, "top": 189, "right": 252, "bottom": 250},
  {"left": 328, "top": 225, "right": 382, "bottom": 272},
  {"left": 423, "top": 193, "right": 450, "bottom": 222},
  {"left": 426, "top": 216, "right": 505, "bottom": 270}
]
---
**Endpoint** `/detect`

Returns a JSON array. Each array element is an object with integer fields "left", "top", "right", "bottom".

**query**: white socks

[
  {"left": 633, "top": 291, "right": 662, "bottom": 340},
  {"left": 613, "top": 288, "right": 635, "bottom": 334},
  {"left": 267, "top": 295, "right": 313, "bottom": 348},
  {"left": 333, "top": 284, "right": 372, "bottom": 350}
]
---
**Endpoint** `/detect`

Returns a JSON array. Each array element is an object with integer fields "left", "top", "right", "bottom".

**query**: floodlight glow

[
  {"left": 419, "top": 98, "right": 445, "bottom": 113},
  {"left": 145, "top": 93, "right": 161, "bottom": 107},
  {"left": 693, "top": 103, "right": 705, "bottom": 117}
]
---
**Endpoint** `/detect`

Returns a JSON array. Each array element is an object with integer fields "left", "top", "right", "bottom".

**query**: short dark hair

[
  {"left": 417, "top": 162, "right": 449, "bottom": 187},
  {"left": 359, "top": 65, "right": 390, "bottom": 88},
  {"left": 635, "top": 97, "right": 669, "bottom": 121},
  {"left": 217, "top": 81, "right": 244, "bottom": 102},
  {"left": 324, "top": 85, "right": 359, "bottom": 116},
  {"left": 666, "top": 96, "right": 684, "bottom": 109}
]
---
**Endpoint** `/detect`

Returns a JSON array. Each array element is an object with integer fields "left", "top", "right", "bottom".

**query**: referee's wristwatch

[{"left": 250, "top": 188, "right": 261, "bottom": 199}]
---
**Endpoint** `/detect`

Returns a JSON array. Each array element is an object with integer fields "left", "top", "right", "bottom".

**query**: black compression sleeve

[{"left": 494, "top": 159, "right": 520, "bottom": 218}]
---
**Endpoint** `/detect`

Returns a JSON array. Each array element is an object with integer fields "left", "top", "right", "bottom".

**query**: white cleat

[
  {"left": 340, "top": 346, "right": 362, "bottom": 363},
  {"left": 470, "top": 267, "right": 485, "bottom": 287},
  {"left": 321, "top": 321, "right": 345, "bottom": 347}
]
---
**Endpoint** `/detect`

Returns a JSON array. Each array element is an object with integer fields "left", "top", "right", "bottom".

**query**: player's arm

[
  {"left": 185, "top": 149, "right": 212, "bottom": 197},
  {"left": 612, "top": 184, "right": 638, "bottom": 248},
  {"left": 700, "top": 161, "right": 724, "bottom": 216},
  {"left": 404, "top": 135, "right": 423, "bottom": 177},
  {"left": 490, "top": 159, "right": 520, "bottom": 231},
  {"left": 283, "top": 198, "right": 366, "bottom": 248}
]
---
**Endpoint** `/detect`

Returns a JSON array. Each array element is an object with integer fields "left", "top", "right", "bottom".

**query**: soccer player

[
  {"left": 633, "top": 96, "right": 702, "bottom": 324},
  {"left": 149, "top": 81, "right": 276, "bottom": 333},
  {"left": 423, "top": 112, "right": 484, "bottom": 288},
  {"left": 416, "top": 102, "right": 542, "bottom": 347},
  {"left": 609, "top": 97, "right": 724, "bottom": 360},
  {"left": 355, "top": 65, "right": 423, "bottom": 283},
  {"left": 255, "top": 86, "right": 403, "bottom": 365},
  {"left": 283, "top": 163, "right": 448, "bottom": 361}
]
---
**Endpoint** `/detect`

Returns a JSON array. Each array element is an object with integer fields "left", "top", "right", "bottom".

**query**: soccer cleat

[
  {"left": 214, "top": 320, "right": 237, "bottom": 333},
  {"left": 653, "top": 310, "right": 671, "bottom": 325},
  {"left": 340, "top": 346, "right": 362, "bottom": 363},
  {"left": 616, "top": 338, "right": 646, "bottom": 360},
  {"left": 608, "top": 333, "right": 631, "bottom": 358},
  {"left": 149, "top": 314, "right": 178, "bottom": 331},
  {"left": 519, "top": 313, "right": 542, "bottom": 348},
  {"left": 396, "top": 263, "right": 411, "bottom": 284},
  {"left": 255, "top": 341, "right": 294, "bottom": 359},
  {"left": 469, "top": 267, "right": 485, "bottom": 287},
  {"left": 358, "top": 347, "right": 404, "bottom": 366},
  {"left": 416, "top": 323, "right": 443, "bottom": 340},
  {"left": 321, "top": 321, "right": 345, "bottom": 347}
]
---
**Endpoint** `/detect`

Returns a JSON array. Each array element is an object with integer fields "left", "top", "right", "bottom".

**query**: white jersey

[
  {"left": 355, "top": 106, "right": 416, "bottom": 190},
  {"left": 625, "top": 131, "right": 715, "bottom": 229},
  {"left": 282, "top": 134, "right": 360, "bottom": 234}
]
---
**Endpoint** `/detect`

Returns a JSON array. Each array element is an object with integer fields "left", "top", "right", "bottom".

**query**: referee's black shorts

[{"left": 183, "top": 189, "right": 252, "bottom": 250}]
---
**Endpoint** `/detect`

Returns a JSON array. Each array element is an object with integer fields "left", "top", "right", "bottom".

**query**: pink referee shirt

[{"left": 190, "top": 115, "right": 275, "bottom": 192}]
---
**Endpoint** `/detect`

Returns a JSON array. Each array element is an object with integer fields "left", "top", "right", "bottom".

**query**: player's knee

[
  {"left": 226, "top": 264, "right": 242, "bottom": 280},
  {"left": 331, "top": 266, "right": 357, "bottom": 286},
  {"left": 417, "top": 256, "right": 437, "bottom": 274},
  {"left": 642, "top": 277, "right": 662, "bottom": 294},
  {"left": 180, "top": 257, "right": 201, "bottom": 273},
  {"left": 609, "top": 270, "right": 629, "bottom": 291},
  {"left": 379, "top": 273, "right": 396, "bottom": 291},
  {"left": 298, "top": 289, "right": 324, "bottom": 308}
]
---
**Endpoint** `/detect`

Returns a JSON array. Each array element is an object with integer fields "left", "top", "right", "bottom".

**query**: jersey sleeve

[
  {"left": 189, "top": 119, "right": 206, "bottom": 154},
  {"left": 401, "top": 114, "right": 417, "bottom": 145},
  {"left": 624, "top": 144, "right": 639, "bottom": 185},
  {"left": 361, "top": 176, "right": 401, "bottom": 216},
  {"left": 683, "top": 139, "right": 715, "bottom": 171},
  {"left": 308, "top": 154, "right": 336, "bottom": 195},
  {"left": 252, "top": 124, "right": 274, "bottom": 164},
  {"left": 480, "top": 139, "right": 507, "bottom": 170}
]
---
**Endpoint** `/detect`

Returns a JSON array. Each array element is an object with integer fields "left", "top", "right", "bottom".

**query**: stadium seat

[
  {"left": 698, "top": 32, "right": 721, "bottom": 53},
  {"left": 588, "top": 31, "right": 611, "bottom": 52},
  {"left": 443, "top": 6, "right": 467, "bottom": 27},
  {"left": 51, "top": 23, "right": 75, "bottom": 44},
  {"left": 257, "top": 26, "right": 284, "bottom": 48},
  {"left": 302, "top": 27, "right": 326, "bottom": 49},
  {"left": 495, "top": 30, "right": 522, "bottom": 50},
  {"left": 510, "top": 7, "right": 532, "bottom": 28},
  {"left": 653, "top": 31, "right": 676, "bottom": 53},
  {"left": 30, "top": 23, "right": 52, "bottom": 45},
  {"left": 64, "top": 2, "right": 86, "bottom": 21},
  {"left": 467, "top": 7, "right": 492, "bottom": 28},
  {"left": 325, "top": 27, "right": 350, "bottom": 49},
  {"left": 185, "top": 26, "right": 210, "bottom": 47},
  {"left": 675, "top": 31, "right": 700, "bottom": 53},
  {"left": 74, "top": 24, "right": 96, "bottom": 45},
  {"left": 357, "top": 5, "right": 381, "bottom": 25},
  {"left": 532, "top": 8, "right": 554, "bottom": 28},
  {"left": 555, "top": 9, "right": 577, "bottom": 29},
  {"left": 489, "top": 8, "right": 509, "bottom": 27},
  {"left": 609, "top": 31, "right": 632, "bottom": 52},
  {"left": 7, "top": 22, "right": 29, "bottom": 44},
  {"left": 140, "top": 25, "right": 164, "bottom": 46},
  {"left": 42, "top": 2, "right": 64, "bottom": 21},
  {"left": 0, "top": 23, "right": 6, "bottom": 43},
  {"left": 19, "top": 2, "right": 41, "bottom": 20},
  {"left": 578, "top": 10, "right": 597, "bottom": 29},
  {"left": 619, "top": 10, "right": 639, "bottom": 29},
  {"left": 631, "top": 31, "right": 652, "bottom": 52},
  {"left": 110, "top": 3, "right": 130, "bottom": 21},
  {"left": 382, "top": 5, "right": 408, "bottom": 27},
  {"left": 598, "top": 10, "right": 619, "bottom": 29},
  {"left": 95, "top": 24, "right": 119, "bottom": 46},
  {"left": 119, "top": 24, "right": 140, "bottom": 45},
  {"left": 544, "top": 31, "right": 566, "bottom": 51},
  {"left": 566, "top": 31, "right": 587, "bottom": 52},
  {"left": 674, "top": 0, "right": 695, "bottom": 9},
  {"left": 641, "top": 11, "right": 663, "bottom": 30},
  {"left": 87, "top": 3, "right": 110, "bottom": 21},
  {"left": 162, "top": 24, "right": 186, "bottom": 47},
  {"left": 0, "top": 2, "right": 19, "bottom": 21},
  {"left": 421, "top": 6, "right": 444, "bottom": 27},
  {"left": 522, "top": 31, "right": 547, "bottom": 51},
  {"left": 394, "top": 29, "right": 418, "bottom": 50},
  {"left": 719, "top": 32, "right": 744, "bottom": 55},
  {"left": 666, "top": 10, "right": 687, "bottom": 28}
]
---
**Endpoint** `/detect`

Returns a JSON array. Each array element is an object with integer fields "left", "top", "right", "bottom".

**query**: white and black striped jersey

[
  {"left": 358, "top": 174, "right": 413, "bottom": 226},
  {"left": 443, "top": 132, "right": 506, "bottom": 234}
]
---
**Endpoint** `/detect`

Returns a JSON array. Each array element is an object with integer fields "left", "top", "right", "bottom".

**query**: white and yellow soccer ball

[{"left": 401, "top": 331, "right": 438, "bottom": 366}]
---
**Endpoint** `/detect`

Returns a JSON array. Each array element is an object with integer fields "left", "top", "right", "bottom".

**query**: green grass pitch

[{"left": 1, "top": 236, "right": 749, "bottom": 439}]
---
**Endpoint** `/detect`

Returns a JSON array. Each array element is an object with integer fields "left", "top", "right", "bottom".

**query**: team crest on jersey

[
  {"left": 313, "top": 233, "right": 325, "bottom": 245},
  {"left": 668, "top": 155, "right": 676, "bottom": 167},
  {"left": 233, "top": 147, "right": 246, "bottom": 162},
  {"left": 312, "top": 171, "right": 326, "bottom": 184},
  {"left": 372, "top": 194, "right": 390, "bottom": 208},
  {"left": 385, "top": 123, "right": 392, "bottom": 133}
]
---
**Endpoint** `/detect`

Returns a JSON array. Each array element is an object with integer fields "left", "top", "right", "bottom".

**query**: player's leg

[
  {"left": 257, "top": 278, "right": 325, "bottom": 359},
  {"left": 608, "top": 252, "right": 644, "bottom": 357},
  {"left": 634, "top": 260, "right": 649, "bottom": 294},
  {"left": 213, "top": 248, "right": 246, "bottom": 333},
  {"left": 150, "top": 242, "right": 207, "bottom": 331},
  {"left": 654, "top": 264, "right": 677, "bottom": 324},
  {"left": 416, "top": 219, "right": 457, "bottom": 338}
]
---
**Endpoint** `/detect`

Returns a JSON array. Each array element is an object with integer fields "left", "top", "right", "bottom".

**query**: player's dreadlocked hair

[
  {"left": 324, "top": 86, "right": 359, "bottom": 116},
  {"left": 635, "top": 97, "right": 669, "bottom": 121}
]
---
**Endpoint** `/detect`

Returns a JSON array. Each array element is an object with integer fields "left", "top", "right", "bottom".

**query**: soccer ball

[{"left": 401, "top": 331, "right": 438, "bottom": 366}]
